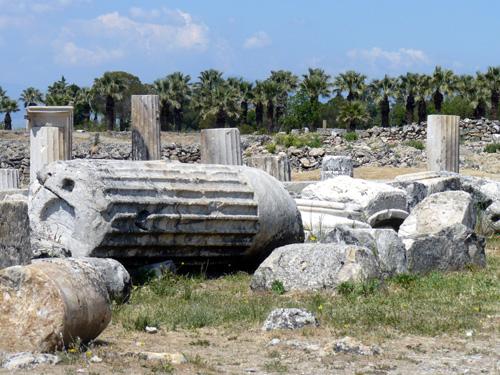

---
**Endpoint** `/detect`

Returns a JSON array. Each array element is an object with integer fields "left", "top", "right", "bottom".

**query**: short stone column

[
  {"left": 246, "top": 153, "right": 291, "bottom": 182},
  {"left": 426, "top": 115, "right": 460, "bottom": 173},
  {"left": 30, "top": 126, "right": 66, "bottom": 184},
  {"left": 321, "top": 155, "right": 353, "bottom": 180},
  {"left": 0, "top": 169, "right": 19, "bottom": 190},
  {"left": 131, "top": 95, "right": 161, "bottom": 160},
  {"left": 200, "top": 128, "right": 242, "bottom": 165},
  {"left": 26, "top": 106, "right": 73, "bottom": 160}
]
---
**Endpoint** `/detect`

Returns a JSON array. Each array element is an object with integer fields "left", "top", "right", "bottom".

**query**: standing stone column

[
  {"left": 246, "top": 153, "right": 291, "bottom": 182},
  {"left": 427, "top": 115, "right": 460, "bottom": 173},
  {"left": 200, "top": 128, "right": 242, "bottom": 165},
  {"left": 131, "top": 95, "right": 161, "bottom": 160},
  {"left": 30, "top": 126, "right": 66, "bottom": 184},
  {"left": 321, "top": 155, "right": 353, "bottom": 180},
  {"left": 0, "top": 169, "right": 19, "bottom": 190}
]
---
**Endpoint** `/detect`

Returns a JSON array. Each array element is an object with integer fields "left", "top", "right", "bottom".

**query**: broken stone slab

[
  {"left": 0, "top": 258, "right": 130, "bottom": 352},
  {"left": 262, "top": 308, "right": 318, "bottom": 331},
  {"left": 296, "top": 198, "right": 371, "bottom": 235},
  {"left": 246, "top": 153, "right": 291, "bottom": 182},
  {"left": 1, "top": 352, "right": 60, "bottom": 370},
  {"left": 398, "top": 191, "right": 476, "bottom": 238},
  {"left": 0, "top": 200, "right": 31, "bottom": 270},
  {"left": 0, "top": 189, "right": 28, "bottom": 202},
  {"left": 391, "top": 171, "right": 461, "bottom": 209},
  {"left": 29, "top": 160, "right": 304, "bottom": 264},
  {"left": 483, "top": 201, "right": 500, "bottom": 234},
  {"left": 250, "top": 243, "right": 381, "bottom": 292},
  {"left": 324, "top": 226, "right": 407, "bottom": 277},
  {"left": 320, "top": 155, "right": 353, "bottom": 180},
  {"left": 401, "top": 223, "right": 486, "bottom": 273},
  {"left": 283, "top": 181, "right": 315, "bottom": 198},
  {"left": 301, "top": 176, "right": 409, "bottom": 230}
]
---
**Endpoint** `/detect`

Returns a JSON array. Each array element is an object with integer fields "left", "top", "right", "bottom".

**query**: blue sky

[{"left": 1, "top": 0, "right": 499, "bottom": 126}]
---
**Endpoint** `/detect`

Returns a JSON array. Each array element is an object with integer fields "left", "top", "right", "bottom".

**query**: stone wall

[{"left": 0, "top": 119, "right": 498, "bottom": 186}]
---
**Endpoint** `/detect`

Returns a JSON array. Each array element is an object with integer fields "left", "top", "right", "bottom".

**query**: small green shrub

[
  {"left": 239, "top": 124, "right": 255, "bottom": 135},
  {"left": 265, "top": 142, "right": 277, "bottom": 154},
  {"left": 271, "top": 280, "right": 286, "bottom": 295},
  {"left": 343, "top": 132, "right": 358, "bottom": 142},
  {"left": 274, "top": 133, "right": 322, "bottom": 148},
  {"left": 484, "top": 143, "right": 500, "bottom": 153},
  {"left": 405, "top": 140, "right": 425, "bottom": 150},
  {"left": 392, "top": 273, "right": 418, "bottom": 290}
]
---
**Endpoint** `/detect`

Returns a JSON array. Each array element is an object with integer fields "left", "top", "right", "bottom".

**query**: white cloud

[
  {"left": 243, "top": 31, "right": 272, "bottom": 49},
  {"left": 129, "top": 7, "right": 161, "bottom": 20},
  {"left": 86, "top": 10, "right": 209, "bottom": 51},
  {"left": 347, "top": 47, "right": 430, "bottom": 68},
  {"left": 54, "top": 42, "right": 124, "bottom": 66}
]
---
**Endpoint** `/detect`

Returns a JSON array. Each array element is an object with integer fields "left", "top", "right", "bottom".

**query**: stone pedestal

[
  {"left": 321, "top": 155, "right": 353, "bottom": 180},
  {"left": 131, "top": 95, "right": 161, "bottom": 160},
  {"left": 246, "top": 153, "right": 291, "bottom": 182},
  {"left": 200, "top": 128, "right": 242, "bottom": 165},
  {"left": 0, "top": 169, "right": 19, "bottom": 190},
  {"left": 427, "top": 115, "right": 460, "bottom": 173},
  {"left": 30, "top": 126, "right": 67, "bottom": 184},
  {"left": 26, "top": 106, "right": 73, "bottom": 160}
]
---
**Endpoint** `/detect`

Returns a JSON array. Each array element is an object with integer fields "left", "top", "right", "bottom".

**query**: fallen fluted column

[{"left": 29, "top": 160, "right": 304, "bottom": 262}]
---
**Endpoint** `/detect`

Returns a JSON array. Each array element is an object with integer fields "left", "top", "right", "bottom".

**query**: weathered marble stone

[
  {"left": 246, "top": 153, "right": 291, "bottom": 182},
  {"left": 29, "top": 160, "right": 304, "bottom": 263},
  {"left": 262, "top": 308, "right": 318, "bottom": 331},
  {"left": 29, "top": 126, "right": 68, "bottom": 185},
  {"left": 0, "top": 258, "right": 129, "bottom": 352},
  {"left": 131, "top": 95, "right": 161, "bottom": 160},
  {"left": 0, "top": 169, "right": 19, "bottom": 190},
  {"left": 300, "top": 176, "right": 409, "bottom": 231},
  {"left": 427, "top": 115, "right": 460, "bottom": 172},
  {"left": 0, "top": 200, "right": 31, "bottom": 269},
  {"left": 200, "top": 128, "right": 242, "bottom": 165},
  {"left": 321, "top": 155, "right": 353, "bottom": 179},
  {"left": 251, "top": 243, "right": 380, "bottom": 292}
]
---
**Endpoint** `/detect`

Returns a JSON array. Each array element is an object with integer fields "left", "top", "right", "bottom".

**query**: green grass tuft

[
  {"left": 405, "top": 140, "right": 425, "bottom": 150},
  {"left": 484, "top": 143, "right": 500, "bottom": 153},
  {"left": 343, "top": 132, "right": 358, "bottom": 142}
]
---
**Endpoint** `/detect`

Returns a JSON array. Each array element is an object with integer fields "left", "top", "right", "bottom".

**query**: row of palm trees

[{"left": 2, "top": 66, "right": 500, "bottom": 131}]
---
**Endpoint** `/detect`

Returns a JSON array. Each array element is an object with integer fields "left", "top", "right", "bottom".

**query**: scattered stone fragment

[
  {"left": 251, "top": 243, "right": 381, "bottom": 292},
  {"left": 1, "top": 352, "right": 60, "bottom": 370},
  {"left": 145, "top": 326, "right": 158, "bottom": 334},
  {"left": 326, "top": 336, "right": 381, "bottom": 356},
  {"left": 0, "top": 199, "right": 31, "bottom": 270},
  {"left": 90, "top": 355, "right": 103, "bottom": 363},
  {"left": 262, "top": 308, "right": 318, "bottom": 331},
  {"left": 398, "top": 191, "right": 476, "bottom": 237},
  {"left": 324, "top": 226, "right": 407, "bottom": 277},
  {"left": 128, "top": 352, "right": 187, "bottom": 364},
  {"left": 321, "top": 155, "right": 353, "bottom": 179}
]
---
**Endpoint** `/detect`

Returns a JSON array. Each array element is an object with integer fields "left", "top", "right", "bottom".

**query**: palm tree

[
  {"left": 93, "top": 73, "right": 127, "bottom": 131},
  {"left": 481, "top": 66, "right": 500, "bottom": 120},
  {"left": 45, "top": 76, "right": 73, "bottom": 106},
  {"left": 431, "top": 66, "right": 455, "bottom": 113},
  {"left": 269, "top": 70, "right": 299, "bottom": 126},
  {"left": 369, "top": 75, "right": 397, "bottom": 127},
  {"left": 74, "top": 87, "right": 94, "bottom": 125},
  {"left": 1, "top": 99, "right": 19, "bottom": 130},
  {"left": 227, "top": 78, "right": 253, "bottom": 126},
  {"left": 262, "top": 79, "right": 280, "bottom": 132},
  {"left": 414, "top": 74, "right": 432, "bottom": 123},
  {"left": 398, "top": 73, "right": 418, "bottom": 124},
  {"left": 20, "top": 87, "right": 44, "bottom": 107},
  {"left": 337, "top": 100, "right": 369, "bottom": 131},
  {"left": 457, "top": 74, "right": 489, "bottom": 119},
  {"left": 169, "top": 72, "right": 191, "bottom": 132},
  {"left": 252, "top": 81, "right": 266, "bottom": 128},
  {"left": 300, "top": 68, "right": 331, "bottom": 129},
  {"left": 153, "top": 78, "right": 174, "bottom": 131},
  {"left": 333, "top": 70, "right": 367, "bottom": 101}
]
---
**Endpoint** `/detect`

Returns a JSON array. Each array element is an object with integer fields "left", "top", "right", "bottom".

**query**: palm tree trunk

[
  {"left": 4, "top": 113, "right": 12, "bottom": 130},
  {"left": 106, "top": 95, "right": 115, "bottom": 131},
  {"left": 256, "top": 102, "right": 263, "bottom": 127},
  {"left": 417, "top": 100, "right": 427, "bottom": 123},
  {"left": 347, "top": 92, "right": 354, "bottom": 102},
  {"left": 266, "top": 101, "right": 274, "bottom": 132},
  {"left": 241, "top": 101, "right": 248, "bottom": 125},
  {"left": 490, "top": 91, "right": 499, "bottom": 120},
  {"left": 381, "top": 97, "right": 390, "bottom": 127},
  {"left": 349, "top": 119, "right": 356, "bottom": 132},
  {"left": 174, "top": 108, "right": 182, "bottom": 132},
  {"left": 160, "top": 103, "right": 169, "bottom": 131},
  {"left": 119, "top": 117, "right": 126, "bottom": 131},
  {"left": 433, "top": 90, "right": 443, "bottom": 113},
  {"left": 405, "top": 95, "right": 415, "bottom": 124},
  {"left": 216, "top": 108, "right": 226, "bottom": 128}
]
